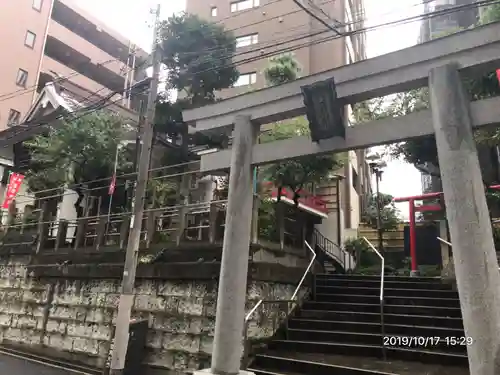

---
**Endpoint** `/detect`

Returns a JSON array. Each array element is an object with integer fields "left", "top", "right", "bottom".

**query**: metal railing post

[
  {"left": 362, "top": 237, "right": 386, "bottom": 360},
  {"left": 243, "top": 241, "right": 317, "bottom": 366}
]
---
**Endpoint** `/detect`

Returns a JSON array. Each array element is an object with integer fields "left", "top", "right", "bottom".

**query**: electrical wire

[
  {"left": 2, "top": 79, "right": 150, "bottom": 148},
  {"left": 172, "top": 0, "right": 435, "bottom": 56},
  {"left": 3, "top": 0, "right": 497, "bottom": 149},
  {"left": 6, "top": 0, "right": 498, "bottom": 202},
  {"left": 172, "top": 0, "right": 338, "bottom": 48},
  {"left": 292, "top": 0, "right": 343, "bottom": 35},
  {"left": 213, "top": 0, "right": 286, "bottom": 25},
  {"left": 168, "top": 0, "right": 500, "bottom": 83},
  {"left": 169, "top": 0, "right": 457, "bottom": 63},
  {"left": 0, "top": 42, "right": 148, "bottom": 105},
  {"left": 0, "top": 58, "right": 122, "bottom": 103},
  {"left": 0, "top": 0, "right": 449, "bottom": 107},
  {"left": 0, "top": 52, "right": 151, "bottom": 109},
  {"left": 1, "top": 0, "right": 492, "bottom": 109},
  {"left": 305, "top": 0, "right": 343, "bottom": 26}
]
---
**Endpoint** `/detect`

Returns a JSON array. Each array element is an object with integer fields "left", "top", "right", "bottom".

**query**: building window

[
  {"left": 7, "top": 109, "right": 21, "bottom": 127},
  {"left": 236, "top": 33, "right": 259, "bottom": 48},
  {"left": 230, "top": 0, "right": 260, "bottom": 13},
  {"left": 234, "top": 72, "right": 257, "bottom": 87},
  {"left": 16, "top": 69, "right": 28, "bottom": 87},
  {"left": 211, "top": 6, "right": 218, "bottom": 16},
  {"left": 32, "top": 0, "right": 43, "bottom": 11},
  {"left": 25, "top": 31, "right": 36, "bottom": 49}
]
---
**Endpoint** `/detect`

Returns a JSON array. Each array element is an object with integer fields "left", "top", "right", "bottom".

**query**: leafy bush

[
  {"left": 344, "top": 238, "right": 381, "bottom": 269},
  {"left": 363, "top": 193, "right": 401, "bottom": 231},
  {"left": 258, "top": 198, "right": 278, "bottom": 242}
]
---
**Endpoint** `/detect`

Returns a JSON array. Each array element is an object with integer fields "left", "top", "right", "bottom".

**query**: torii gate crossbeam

[{"left": 183, "top": 22, "right": 500, "bottom": 173}]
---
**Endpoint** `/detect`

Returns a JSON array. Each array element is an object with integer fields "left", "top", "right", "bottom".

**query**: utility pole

[
  {"left": 109, "top": 4, "right": 161, "bottom": 375},
  {"left": 126, "top": 100, "right": 145, "bottom": 211}
]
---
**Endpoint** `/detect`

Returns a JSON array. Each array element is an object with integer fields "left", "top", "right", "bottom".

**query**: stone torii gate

[{"left": 184, "top": 22, "right": 500, "bottom": 375}]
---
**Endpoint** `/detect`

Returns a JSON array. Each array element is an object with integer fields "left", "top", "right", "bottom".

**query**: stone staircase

[
  {"left": 312, "top": 229, "right": 356, "bottom": 273},
  {"left": 248, "top": 274, "right": 468, "bottom": 375}
]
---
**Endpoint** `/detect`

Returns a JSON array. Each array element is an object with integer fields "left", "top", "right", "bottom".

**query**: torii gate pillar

[{"left": 429, "top": 63, "right": 500, "bottom": 375}]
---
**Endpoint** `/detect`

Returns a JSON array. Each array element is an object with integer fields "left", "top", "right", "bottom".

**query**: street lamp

[{"left": 366, "top": 151, "right": 387, "bottom": 254}]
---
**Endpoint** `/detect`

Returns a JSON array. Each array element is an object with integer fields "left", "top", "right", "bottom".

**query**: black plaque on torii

[{"left": 301, "top": 77, "right": 345, "bottom": 143}]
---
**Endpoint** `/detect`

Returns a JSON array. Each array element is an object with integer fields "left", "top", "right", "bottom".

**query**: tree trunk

[
  {"left": 71, "top": 187, "right": 85, "bottom": 246},
  {"left": 74, "top": 188, "right": 84, "bottom": 218}
]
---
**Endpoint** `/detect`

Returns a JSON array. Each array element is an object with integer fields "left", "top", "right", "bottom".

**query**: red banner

[
  {"left": 108, "top": 174, "right": 116, "bottom": 195},
  {"left": 2, "top": 172, "right": 24, "bottom": 209}
]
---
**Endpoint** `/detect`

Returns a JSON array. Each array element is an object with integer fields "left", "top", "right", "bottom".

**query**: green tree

[
  {"left": 264, "top": 53, "right": 302, "bottom": 85},
  {"left": 154, "top": 13, "right": 240, "bottom": 202},
  {"left": 160, "top": 13, "right": 239, "bottom": 107},
  {"left": 155, "top": 13, "right": 239, "bottom": 154},
  {"left": 24, "top": 111, "right": 133, "bottom": 215},
  {"left": 478, "top": 2, "right": 500, "bottom": 25},
  {"left": 357, "top": 9, "right": 500, "bottom": 179},
  {"left": 259, "top": 54, "right": 344, "bottom": 204},
  {"left": 363, "top": 193, "right": 401, "bottom": 231}
]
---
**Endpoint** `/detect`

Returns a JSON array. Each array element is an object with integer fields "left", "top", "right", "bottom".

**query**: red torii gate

[{"left": 394, "top": 184, "right": 500, "bottom": 275}]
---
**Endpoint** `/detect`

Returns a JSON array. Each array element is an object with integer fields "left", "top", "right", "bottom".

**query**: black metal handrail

[
  {"left": 242, "top": 240, "right": 317, "bottom": 368},
  {"left": 312, "top": 229, "right": 354, "bottom": 271}
]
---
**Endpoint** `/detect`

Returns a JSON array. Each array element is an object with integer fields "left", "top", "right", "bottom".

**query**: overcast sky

[{"left": 75, "top": 0, "right": 425, "bottom": 219}]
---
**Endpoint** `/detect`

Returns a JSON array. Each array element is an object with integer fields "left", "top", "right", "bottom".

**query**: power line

[
  {"left": 7, "top": 1, "right": 498, "bottom": 207},
  {"left": 213, "top": 0, "right": 286, "bottom": 26},
  {"left": 292, "top": 0, "right": 343, "bottom": 35},
  {"left": 305, "top": 0, "right": 343, "bottom": 26},
  {"left": 172, "top": 0, "right": 500, "bottom": 83},
  {"left": 172, "top": 0, "right": 337, "bottom": 46},
  {"left": 0, "top": 43, "right": 147, "bottom": 106},
  {"left": 1, "top": 78, "right": 150, "bottom": 147},
  {"left": 0, "top": 58, "right": 120, "bottom": 103},
  {"left": 0, "top": 53, "right": 151, "bottom": 110},
  {"left": 0, "top": 0, "right": 440, "bottom": 108},
  {"left": 4, "top": 0, "right": 496, "bottom": 147},
  {"left": 171, "top": 0, "right": 445, "bottom": 64},
  {"left": 173, "top": 0, "right": 434, "bottom": 56},
  {"left": 3, "top": 0, "right": 492, "bottom": 109}
]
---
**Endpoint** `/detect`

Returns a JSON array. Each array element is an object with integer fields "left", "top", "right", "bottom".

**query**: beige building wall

[
  {"left": 41, "top": 57, "right": 113, "bottom": 96},
  {"left": 0, "top": 0, "right": 147, "bottom": 132},
  {"left": 186, "top": 0, "right": 346, "bottom": 97},
  {"left": 47, "top": 19, "right": 127, "bottom": 77},
  {"left": 0, "top": 0, "right": 53, "bottom": 130}
]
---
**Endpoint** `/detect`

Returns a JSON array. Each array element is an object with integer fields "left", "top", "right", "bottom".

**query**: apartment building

[
  {"left": 187, "top": 0, "right": 365, "bottom": 96},
  {"left": 0, "top": 0, "right": 148, "bottom": 133},
  {"left": 185, "top": 0, "right": 371, "bottom": 245},
  {"left": 419, "top": 0, "right": 478, "bottom": 42},
  {"left": 418, "top": 0, "right": 500, "bottom": 194}
]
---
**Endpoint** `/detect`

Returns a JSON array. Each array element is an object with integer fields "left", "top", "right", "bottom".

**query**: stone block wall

[
  {"left": 0, "top": 254, "right": 305, "bottom": 373},
  {"left": 45, "top": 279, "right": 118, "bottom": 368},
  {"left": 0, "top": 255, "right": 48, "bottom": 347}
]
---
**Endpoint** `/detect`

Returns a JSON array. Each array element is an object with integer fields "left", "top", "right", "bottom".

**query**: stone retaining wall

[{"left": 0, "top": 253, "right": 306, "bottom": 373}]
